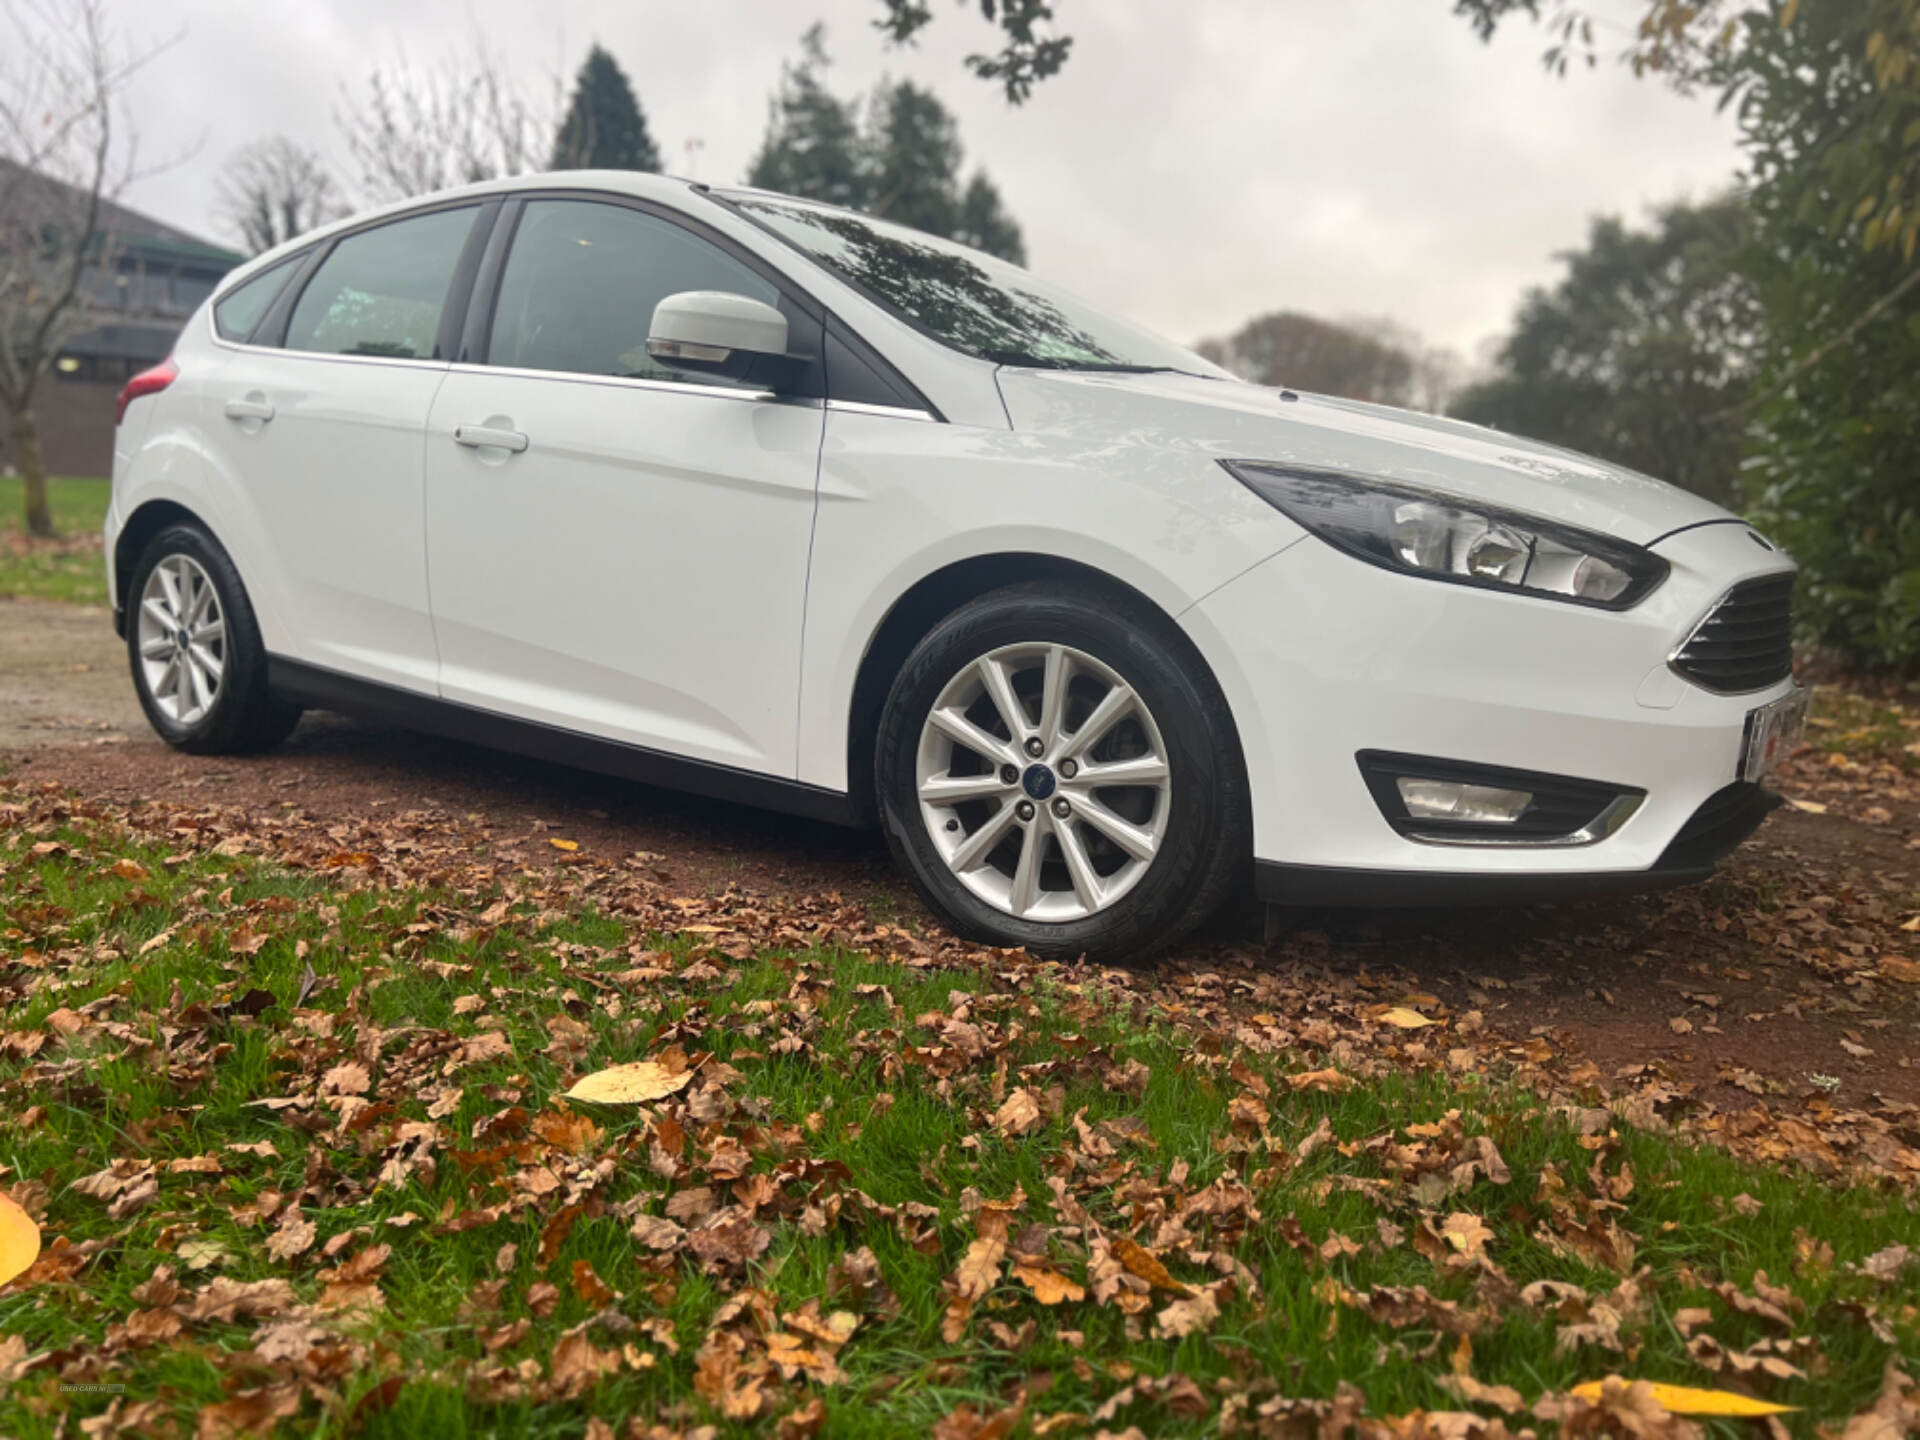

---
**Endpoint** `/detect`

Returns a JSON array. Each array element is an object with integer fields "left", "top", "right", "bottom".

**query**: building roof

[{"left": 0, "top": 157, "right": 242, "bottom": 270}]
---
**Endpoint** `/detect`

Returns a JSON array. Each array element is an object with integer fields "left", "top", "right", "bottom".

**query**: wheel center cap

[
  {"left": 175, "top": 628, "right": 190, "bottom": 649},
  {"left": 1021, "top": 763, "right": 1056, "bottom": 801}
]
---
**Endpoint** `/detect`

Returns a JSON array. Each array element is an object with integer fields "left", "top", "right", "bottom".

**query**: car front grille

[{"left": 1671, "top": 573, "right": 1795, "bottom": 694}]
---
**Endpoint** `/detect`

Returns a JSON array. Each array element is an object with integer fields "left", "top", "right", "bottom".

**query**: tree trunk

[{"left": 10, "top": 407, "right": 55, "bottom": 539}]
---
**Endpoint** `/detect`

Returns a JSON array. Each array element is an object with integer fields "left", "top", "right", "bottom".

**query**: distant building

[{"left": 1, "top": 160, "right": 241, "bottom": 477}]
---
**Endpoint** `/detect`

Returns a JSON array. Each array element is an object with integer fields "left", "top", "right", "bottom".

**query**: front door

[{"left": 423, "top": 197, "right": 825, "bottom": 776}]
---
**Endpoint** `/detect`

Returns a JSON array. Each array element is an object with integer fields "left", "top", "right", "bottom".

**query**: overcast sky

[{"left": 94, "top": 0, "right": 1743, "bottom": 360}]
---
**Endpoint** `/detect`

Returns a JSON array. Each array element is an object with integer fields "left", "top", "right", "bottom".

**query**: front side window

[
  {"left": 486, "top": 199, "right": 780, "bottom": 389},
  {"left": 724, "top": 192, "right": 1224, "bottom": 377},
  {"left": 213, "top": 256, "right": 300, "bottom": 342},
  {"left": 285, "top": 207, "right": 476, "bottom": 360}
]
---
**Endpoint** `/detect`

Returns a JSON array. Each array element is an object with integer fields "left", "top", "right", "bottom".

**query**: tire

[
  {"left": 126, "top": 523, "right": 301, "bottom": 755},
  {"left": 876, "top": 581, "right": 1249, "bottom": 966}
]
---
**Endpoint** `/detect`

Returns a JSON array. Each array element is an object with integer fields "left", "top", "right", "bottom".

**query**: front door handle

[
  {"left": 223, "top": 396, "right": 275, "bottom": 423},
  {"left": 453, "top": 424, "right": 528, "bottom": 454}
]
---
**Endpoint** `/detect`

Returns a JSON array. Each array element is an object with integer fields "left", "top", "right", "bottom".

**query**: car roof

[{"left": 227, "top": 170, "right": 708, "bottom": 286}]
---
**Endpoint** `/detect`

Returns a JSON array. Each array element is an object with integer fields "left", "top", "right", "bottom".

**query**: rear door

[
  {"left": 205, "top": 203, "right": 489, "bottom": 692},
  {"left": 422, "top": 194, "right": 826, "bottom": 776}
]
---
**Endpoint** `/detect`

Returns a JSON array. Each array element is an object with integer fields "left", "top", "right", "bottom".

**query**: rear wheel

[
  {"left": 876, "top": 582, "right": 1247, "bottom": 965},
  {"left": 126, "top": 524, "right": 300, "bottom": 754}
]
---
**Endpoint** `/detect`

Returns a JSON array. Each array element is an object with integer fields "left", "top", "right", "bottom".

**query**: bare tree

[
  {"left": 0, "top": 0, "right": 143, "bottom": 536},
  {"left": 1343, "top": 315, "right": 1469, "bottom": 416},
  {"left": 337, "top": 44, "right": 555, "bottom": 205},
  {"left": 216, "top": 136, "right": 345, "bottom": 256}
]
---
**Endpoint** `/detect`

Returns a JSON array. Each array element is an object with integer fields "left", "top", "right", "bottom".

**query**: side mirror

[{"left": 647, "top": 290, "right": 790, "bottom": 384}]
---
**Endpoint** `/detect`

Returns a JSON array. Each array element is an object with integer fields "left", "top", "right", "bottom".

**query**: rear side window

[
  {"left": 285, "top": 207, "right": 476, "bottom": 360},
  {"left": 486, "top": 199, "right": 779, "bottom": 389},
  {"left": 212, "top": 256, "right": 299, "bottom": 342}
]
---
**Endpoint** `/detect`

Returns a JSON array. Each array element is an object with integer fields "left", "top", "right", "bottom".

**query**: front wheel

[
  {"left": 126, "top": 523, "right": 301, "bottom": 755},
  {"left": 876, "top": 582, "right": 1248, "bottom": 965}
]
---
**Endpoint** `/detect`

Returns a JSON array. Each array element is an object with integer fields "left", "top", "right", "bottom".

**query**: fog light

[{"left": 1395, "top": 777, "right": 1532, "bottom": 824}]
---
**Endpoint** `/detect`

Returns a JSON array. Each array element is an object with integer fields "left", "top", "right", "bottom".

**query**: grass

[
  {"left": 0, "top": 475, "right": 110, "bottom": 605},
  {"left": 0, "top": 814, "right": 1914, "bottom": 1437},
  {"left": 1807, "top": 683, "right": 1919, "bottom": 773}
]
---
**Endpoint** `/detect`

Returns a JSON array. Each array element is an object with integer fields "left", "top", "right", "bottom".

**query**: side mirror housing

[{"left": 647, "top": 290, "right": 791, "bottom": 385}]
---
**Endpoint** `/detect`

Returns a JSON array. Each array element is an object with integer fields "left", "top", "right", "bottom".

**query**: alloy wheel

[
  {"left": 136, "top": 554, "right": 226, "bottom": 726},
  {"left": 915, "top": 642, "right": 1173, "bottom": 922}
]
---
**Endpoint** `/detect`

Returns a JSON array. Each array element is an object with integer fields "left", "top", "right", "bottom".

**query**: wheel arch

[
  {"left": 112, "top": 499, "right": 211, "bottom": 636},
  {"left": 842, "top": 551, "right": 1247, "bottom": 826}
]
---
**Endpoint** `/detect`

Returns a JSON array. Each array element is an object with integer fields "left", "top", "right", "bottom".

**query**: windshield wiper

[
  {"left": 1058, "top": 362, "right": 1183, "bottom": 373},
  {"left": 979, "top": 352, "right": 1202, "bottom": 376}
]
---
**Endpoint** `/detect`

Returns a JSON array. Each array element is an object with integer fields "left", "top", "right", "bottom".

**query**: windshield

[{"left": 721, "top": 190, "right": 1229, "bottom": 377}]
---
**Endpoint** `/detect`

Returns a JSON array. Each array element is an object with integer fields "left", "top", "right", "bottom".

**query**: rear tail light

[{"left": 116, "top": 358, "right": 178, "bottom": 426}]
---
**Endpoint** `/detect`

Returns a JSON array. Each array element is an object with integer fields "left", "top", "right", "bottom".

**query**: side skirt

[{"left": 267, "top": 657, "right": 861, "bottom": 828}]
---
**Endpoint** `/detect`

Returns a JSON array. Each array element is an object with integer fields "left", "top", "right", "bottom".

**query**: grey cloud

[{"left": 98, "top": 0, "right": 1740, "bottom": 356}]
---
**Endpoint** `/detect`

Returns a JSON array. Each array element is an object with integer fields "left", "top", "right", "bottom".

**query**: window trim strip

[{"left": 445, "top": 360, "right": 819, "bottom": 408}]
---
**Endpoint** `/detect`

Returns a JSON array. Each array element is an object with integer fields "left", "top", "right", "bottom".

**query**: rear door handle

[
  {"left": 223, "top": 396, "right": 275, "bottom": 422},
  {"left": 453, "top": 424, "right": 528, "bottom": 453}
]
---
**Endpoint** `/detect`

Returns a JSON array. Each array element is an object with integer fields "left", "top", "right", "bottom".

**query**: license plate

[{"left": 1741, "top": 687, "right": 1807, "bottom": 784}]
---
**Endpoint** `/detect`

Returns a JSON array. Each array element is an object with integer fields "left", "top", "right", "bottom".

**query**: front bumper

[
  {"left": 1255, "top": 781, "right": 1780, "bottom": 906},
  {"left": 1181, "top": 520, "right": 1796, "bottom": 903}
]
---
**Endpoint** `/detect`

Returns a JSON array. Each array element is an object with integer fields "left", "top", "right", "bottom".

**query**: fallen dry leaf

[
  {"left": 1440, "top": 1212, "right": 1495, "bottom": 1260},
  {"left": 1570, "top": 1378, "right": 1795, "bottom": 1416},
  {"left": 0, "top": 1193, "right": 40, "bottom": 1286},
  {"left": 1153, "top": 1284, "right": 1220, "bottom": 1338},
  {"left": 1010, "top": 1260, "right": 1084, "bottom": 1305},
  {"left": 564, "top": 1060, "right": 694, "bottom": 1105},
  {"left": 1380, "top": 1006, "right": 1435, "bottom": 1029},
  {"left": 1110, "top": 1235, "right": 1190, "bottom": 1296},
  {"left": 993, "top": 1087, "right": 1043, "bottom": 1139}
]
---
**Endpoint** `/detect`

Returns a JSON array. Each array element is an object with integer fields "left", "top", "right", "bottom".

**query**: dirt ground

[
  {"left": 0, "top": 597, "right": 148, "bottom": 748},
  {"left": 4, "top": 593, "right": 1917, "bottom": 1112}
]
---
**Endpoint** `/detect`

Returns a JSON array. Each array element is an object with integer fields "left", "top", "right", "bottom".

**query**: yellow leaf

[
  {"left": 1570, "top": 1380, "right": 1796, "bottom": 1416},
  {"left": 1780, "top": 0, "right": 1800, "bottom": 26},
  {"left": 0, "top": 1194, "right": 41, "bottom": 1287},
  {"left": 1011, "top": 1261, "right": 1085, "bottom": 1305},
  {"left": 549, "top": 838, "right": 579, "bottom": 852},
  {"left": 1380, "top": 1007, "right": 1434, "bottom": 1029},
  {"left": 564, "top": 1061, "right": 693, "bottom": 1105}
]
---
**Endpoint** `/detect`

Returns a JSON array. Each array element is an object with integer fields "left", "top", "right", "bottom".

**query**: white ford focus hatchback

[{"left": 108, "top": 171, "right": 1804, "bottom": 962}]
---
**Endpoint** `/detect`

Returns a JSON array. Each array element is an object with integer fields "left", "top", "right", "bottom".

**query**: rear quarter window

[{"left": 212, "top": 256, "right": 301, "bottom": 342}]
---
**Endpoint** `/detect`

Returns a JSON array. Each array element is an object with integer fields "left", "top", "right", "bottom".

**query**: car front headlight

[{"left": 1223, "top": 461, "right": 1669, "bottom": 609}]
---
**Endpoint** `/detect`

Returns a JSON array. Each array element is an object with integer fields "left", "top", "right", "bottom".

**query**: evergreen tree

[
  {"left": 955, "top": 172, "right": 1025, "bottom": 265},
  {"left": 864, "top": 81, "right": 963, "bottom": 240},
  {"left": 551, "top": 45, "right": 661, "bottom": 172},
  {"left": 746, "top": 26, "right": 866, "bottom": 209},
  {"left": 746, "top": 29, "right": 1027, "bottom": 264}
]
